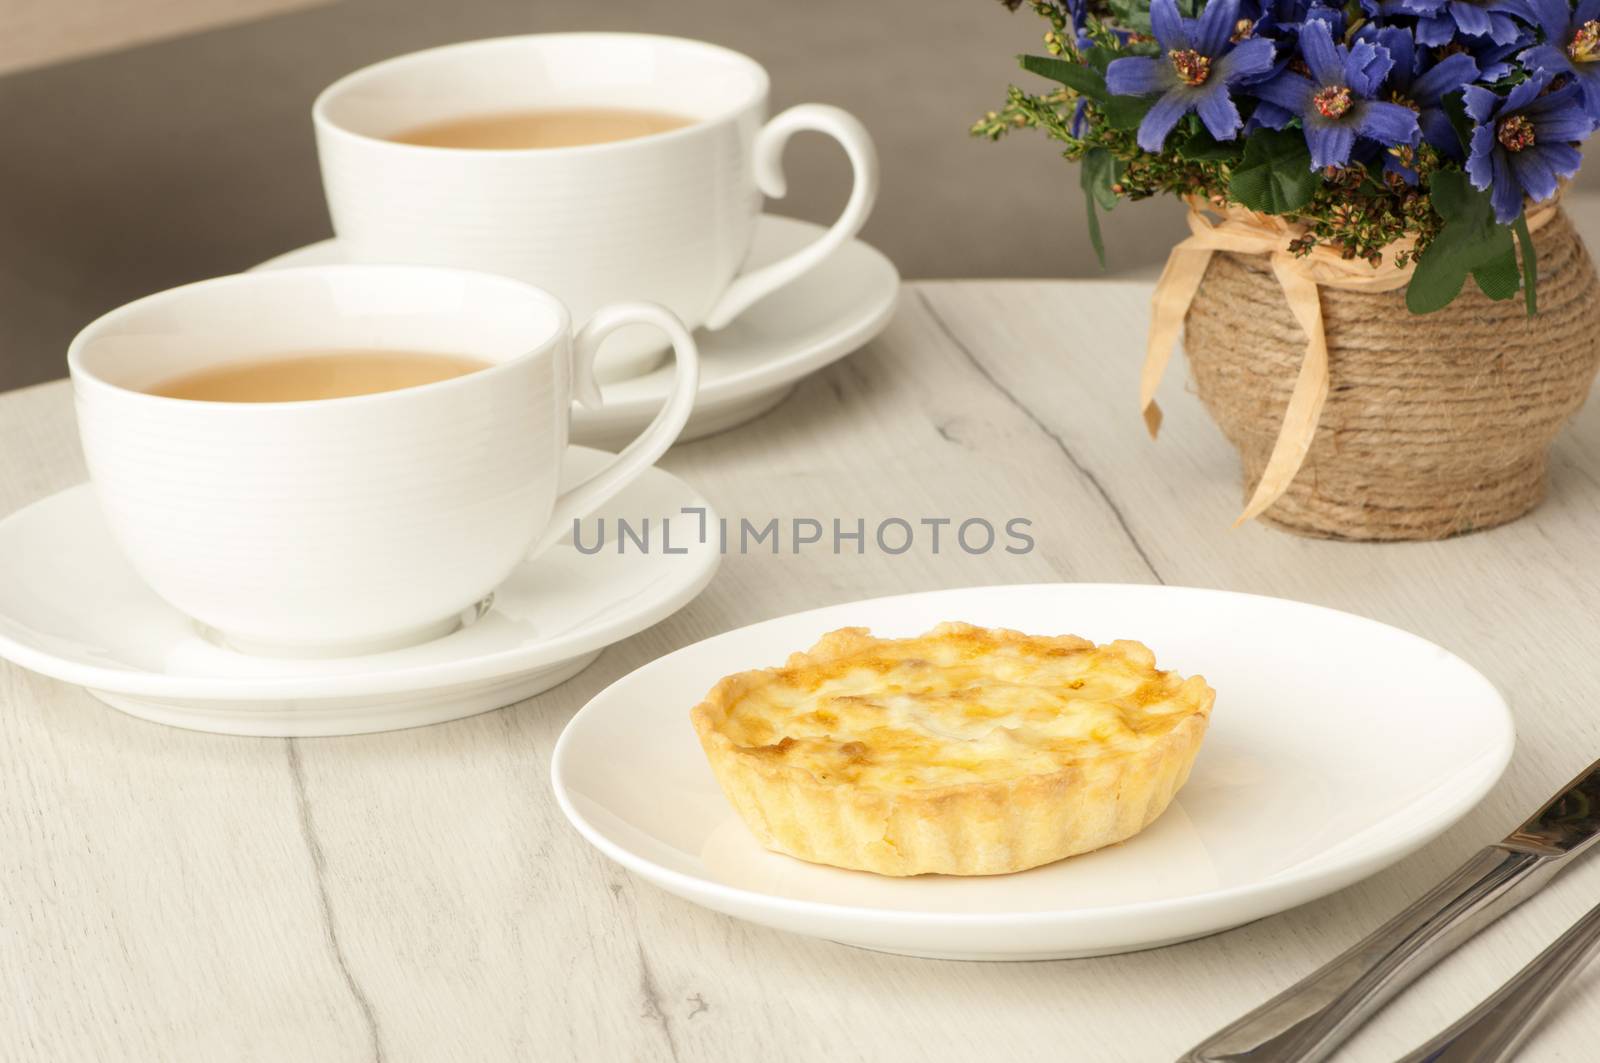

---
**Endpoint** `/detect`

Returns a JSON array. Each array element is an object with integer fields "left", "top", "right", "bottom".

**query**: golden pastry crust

[{"left": 690, "top": 622, "right": 1214, "bottom": 876}]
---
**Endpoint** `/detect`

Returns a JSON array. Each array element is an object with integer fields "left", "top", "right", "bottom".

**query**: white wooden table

[{"left": 6, "top": 279, "right": 1600, "bottom": 1062}]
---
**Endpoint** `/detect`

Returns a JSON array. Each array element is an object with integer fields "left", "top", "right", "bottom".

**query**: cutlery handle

[
  {"left": 1397, "top": 901, "right": 1600, "bottom": 1063},
  {"left": 1179, "top": 846, "right": 1558, "bottom": 1063}
]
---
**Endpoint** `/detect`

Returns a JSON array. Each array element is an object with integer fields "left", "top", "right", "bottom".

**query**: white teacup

[
  {"left": 68, "top": 265, "right": 700, "bottom": 657},
  {"left": 313, "top": 33, "right": 878, "bottom": 381}
]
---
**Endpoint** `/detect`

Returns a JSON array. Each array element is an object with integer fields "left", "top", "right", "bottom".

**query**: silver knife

[{"left": 1178, "top": 757, "right": 1600, "bottom": 1063}]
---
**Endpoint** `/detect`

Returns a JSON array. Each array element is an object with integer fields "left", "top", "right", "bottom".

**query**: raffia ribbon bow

[{"left": 1140, "top": 196, "right": 1558, "bottom": 525}]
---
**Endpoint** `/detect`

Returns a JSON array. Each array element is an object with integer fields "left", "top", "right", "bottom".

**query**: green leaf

[
  {"left": 1407, "top": 229, "right": 1473, "bottom": 313},
  {"left": 1441, "top": 91, "right": 1474, "bottom": 160},
  {"left": 1016, "top": 51, "right": 1151, "bottom": 131},
  {"left": 1228, "top": 129, "right": 1318, "bottom": 214},
  {"left": 1085, "top": 195, "right": 1106, "bottom": 270},
  {"left": 1081, "top": 148, "right": 1119, "bottom": 269},
  {"left": 1019, "top": 54, "right": 1105, "bottom": 98},
  {"left": 1101, "top": 93, "right": 1154, "bottom": 131},
  {"left": 1407, "top": 173, "right": 1523, "bottom": 313},
  {"left": 1472, "top": 245, "right": 1520, "bottom": 300},
  {"left": 1177, "top": 128, "right": 1244, "bottom": 162},
  {"left": 1429, "top": 168, "right": 1477, "bottom": 221},
  {"left": 1360, "top": 156, "right": 1389, "bottom": 192},
  {"left": 1513, "top": 212, "right": 1539, "bottom": 316},
  {"left": 1081, "top": 146, "right": 1122, "bottom": 210},
  {"left": 1408, "top": 222, "right": 1514, "bottom": 312},
  {"left": 1083, "top": 45, "right": 1117, "bottom": 76}
]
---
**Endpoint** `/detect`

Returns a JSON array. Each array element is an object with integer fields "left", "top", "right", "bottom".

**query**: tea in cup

[
  {"left": 68, "top": 265, "right": 699, "bottom": 656},
  {"left": 313, "top": 33, "right": 878, "bottom": 380}
]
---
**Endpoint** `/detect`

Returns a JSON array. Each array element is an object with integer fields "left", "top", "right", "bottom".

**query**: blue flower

[
  {"left": 1400, "top": 0, "right": 1531, "bottom": 46},
  {"left": 1257, "top": 0, "right": 1347, "bottom": 41},
  {"left": 1521, "top": 0, "right": 1600, "bottom": 118},
  {"left": 1250, "top": 19, "right": 1421, "bottom": 168},
  {"left": 1464, "top": 72, "right": 1594, "bottom": 220},
  {"left": 1064, "top": 0, "right": 1094, "bottom": 49},
  {"left": 1469, "top": 33, "right": 1536, "bottom": 81},
  {"left": 1370, "top": 25, "right": 1481, "bottom": 157},
  {"left": 1105, "top": 0, "right": 1278, "bottom": 151},
  {"left": 1358, "top": 0, "right": 1424, "bottom": 18},
  {"left": 1239, "top": 2, "right": 1346, "bottom": 132}
]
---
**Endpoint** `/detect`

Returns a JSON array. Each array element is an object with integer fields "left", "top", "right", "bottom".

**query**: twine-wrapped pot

[{"left": 1176, "top": 208, "right": 1600, "bottom": 540}]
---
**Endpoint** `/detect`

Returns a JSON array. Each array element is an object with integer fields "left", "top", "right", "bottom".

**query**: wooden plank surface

[{"left": 4, "top": 280, "right": 1600, "bottom": 1061}]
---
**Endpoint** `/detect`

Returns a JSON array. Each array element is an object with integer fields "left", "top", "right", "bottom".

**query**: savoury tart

[{"left": 690, "top": 622, "right": 1214, "bottom": 877}]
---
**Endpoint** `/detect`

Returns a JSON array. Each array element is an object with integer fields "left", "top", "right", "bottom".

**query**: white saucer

[
  {"left": 0, "top": 448, "right": 720, "bottom": 737},
  {"left": 253, "top": 215, "right": 901, "bottom": 449},
  {"left": 552, "top": 583, "right": 1513, "bottom": 961}
]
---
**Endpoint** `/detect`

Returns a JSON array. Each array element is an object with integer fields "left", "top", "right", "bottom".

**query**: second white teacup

[
  {"left": 68, "top": 265, "right": 699, "bottom": 657},
  {"left": 313, "top": 33, "right": 879, "bottom": 381}
]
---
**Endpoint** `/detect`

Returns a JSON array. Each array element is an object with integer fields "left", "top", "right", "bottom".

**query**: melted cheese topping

[{"left": 711, "top": 623, "right": 1213, "bottom": 791}]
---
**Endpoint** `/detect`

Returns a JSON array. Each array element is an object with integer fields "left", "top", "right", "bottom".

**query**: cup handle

[
  {"left": 531, "top": 302, "right": 701, "bottom": 556},
  {"left": 701, "top": 103, "right": 879, "bottom": 330}
]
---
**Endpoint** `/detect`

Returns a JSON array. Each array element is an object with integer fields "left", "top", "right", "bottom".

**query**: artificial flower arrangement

[
  {"left": 978, "top": 0, "right": 1598, "bottom": 307},
  {"left": 977, "top": 0, "right": 1600, "bottom": 541}
]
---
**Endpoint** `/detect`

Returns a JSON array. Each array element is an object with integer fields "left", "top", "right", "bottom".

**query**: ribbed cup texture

[
  {"left": 76, "top": 357, "right": 564, "bottom": 651},
  {"left": 318, "top": 117, "right": 759, "bottom": 334}
]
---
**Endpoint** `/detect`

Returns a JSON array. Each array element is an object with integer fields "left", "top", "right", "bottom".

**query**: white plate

[
  {"left": 552, "top": 583, "right": 1513, "bottom": 960},
  {"left": 0, "top": 448, "right": 720, "bottom": 737},
  {"left": 253, "top": 215, "right": 901, "bottom": 449}
]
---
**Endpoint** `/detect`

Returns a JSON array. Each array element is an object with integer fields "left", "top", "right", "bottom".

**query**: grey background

[{"left": 0, "top": 0, "right": 1194, "bottom": 393}]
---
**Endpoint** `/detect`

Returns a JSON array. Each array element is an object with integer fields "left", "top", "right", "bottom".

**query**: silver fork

[{"left": 1396, "top": 900, "right": 1600, "bottom": 1062}]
